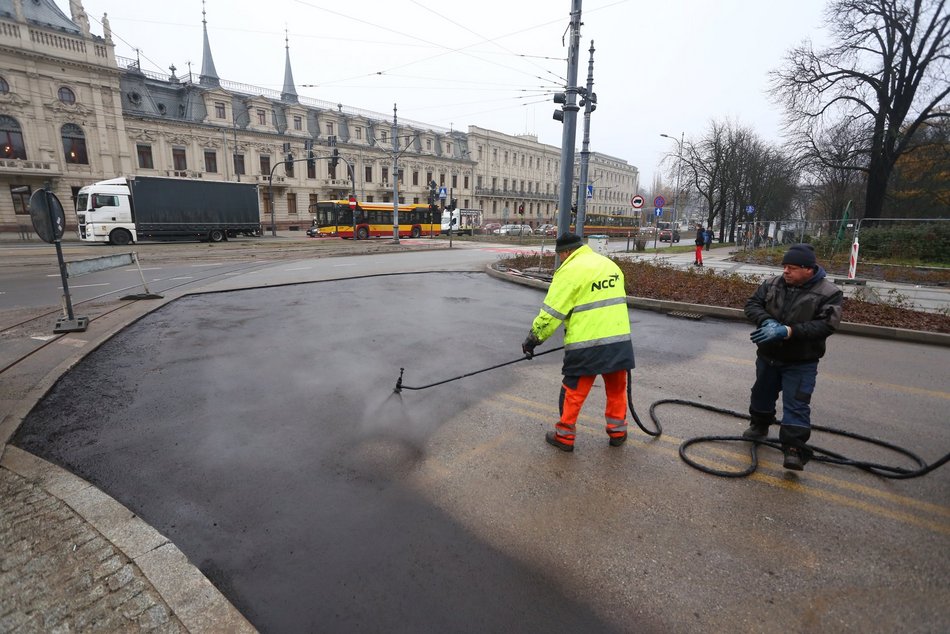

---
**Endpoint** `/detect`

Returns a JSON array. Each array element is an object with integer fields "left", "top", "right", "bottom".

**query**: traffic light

[
  {"left": 330, "top": 148, "right": 339, "bottom": 170},
  {"left": 305, "top": 140, "right": 315, "bottom": 169},
  {"left": 428, "top": 203, "right": 439, "bottom": 223},
  {"left": 552, "top": 92, "right": 566, "bottom": 122},
  {"left": 283, "top": 142, "right": 293, "bottom": 169},
  {"left": 446, "top": 198, "right": 457, "bottom": 212},
  {"left": 579, "top": 90, "right": 597, "bottom": 113}
]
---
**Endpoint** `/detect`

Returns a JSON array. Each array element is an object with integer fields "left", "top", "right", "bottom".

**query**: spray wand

[{"left": 394, "top": 347, "right": 564, "bottom": 393}]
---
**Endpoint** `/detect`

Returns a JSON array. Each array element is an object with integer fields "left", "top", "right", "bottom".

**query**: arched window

[
  {"left": 58, "top": 86, "right": 76, "bottom": 104},
  {"left": 0, "top": 76, "right": 9, "bottom": 94},
  {"left": 0, "top": 115, "right": 26, "bottom": 160},
  {"left": 61, "top": 123, "right": 88, "bottom": 164}
]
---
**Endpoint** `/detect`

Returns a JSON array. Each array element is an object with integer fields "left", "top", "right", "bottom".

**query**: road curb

[
  {"left": 485, "top": 264, "right": 950, "bottom": 347},
  {"left": 1, "top": 446, "right": 257, "bottom": 633},
  {"left": 0, "top": 290, "right": 259, "bottom": 632}
]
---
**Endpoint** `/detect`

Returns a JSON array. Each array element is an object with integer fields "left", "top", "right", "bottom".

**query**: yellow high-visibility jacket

[{"left": 530, "top": 244, "right": 635, "bottom": 376}]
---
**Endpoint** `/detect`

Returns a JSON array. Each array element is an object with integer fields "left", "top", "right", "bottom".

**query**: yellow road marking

[{"left": 498, "top": 394, "right": 950, "bottom": 535}]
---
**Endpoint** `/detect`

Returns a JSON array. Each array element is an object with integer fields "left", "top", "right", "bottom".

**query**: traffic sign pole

[{"left": 28, "top": 187, "right": 88, "bottom": 333}]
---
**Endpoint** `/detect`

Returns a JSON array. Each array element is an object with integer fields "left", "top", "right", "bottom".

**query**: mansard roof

[{"left": 6, "top": 0, "right": 81, "bottom": 35}]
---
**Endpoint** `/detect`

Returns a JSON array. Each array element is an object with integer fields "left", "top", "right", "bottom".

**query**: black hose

[
  {"left": 397, "top": 360, "right": 948, "bottom": 480},
  {"left": 645, "top": 398, "right": 949, "bottom": 480}
]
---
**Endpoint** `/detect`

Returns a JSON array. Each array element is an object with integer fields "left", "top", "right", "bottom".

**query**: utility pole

[
  {"left": 575, "top": 39, "right": 595, "bottom": 237},
  {"left": 392, "top": 103, "right": 400, "bottom": 243},
  {"left": 554, "top": 0, "right": 583, "bottom": 242}
]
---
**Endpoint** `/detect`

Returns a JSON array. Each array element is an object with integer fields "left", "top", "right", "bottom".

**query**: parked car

[
  {"left": 494, "top": 224, "right": 533, "bottom": 236},
  {"left": 480, "top": 222, "right": 502, "bottom": 235},
  {"left": 659, "top": 228, "right": 680, "bottom": 242},
  {"left": 536, "top": 223, "right": 558, "bottom": 237}
]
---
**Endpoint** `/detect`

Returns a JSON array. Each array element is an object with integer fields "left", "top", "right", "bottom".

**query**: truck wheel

[
  {"left": 109, "top": 229, "right": 132, "bottom": 246},
  {"left": 209, "top": 229, "right": 225, "bottom": 242},
  {"left": 356, "top": 226, "right": 369, "bottom": 240},
  {"left": 411, "top": 226, "right": 421, "bottom": 238}
]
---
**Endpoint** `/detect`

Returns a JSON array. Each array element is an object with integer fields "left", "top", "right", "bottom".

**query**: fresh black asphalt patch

[{"left": 14, "top": 272, "right": 629, "bottom": 633}]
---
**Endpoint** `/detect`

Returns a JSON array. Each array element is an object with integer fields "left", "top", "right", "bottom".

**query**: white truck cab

[{"left": 76, "top": 178, "right": 136, "bottom": 245}]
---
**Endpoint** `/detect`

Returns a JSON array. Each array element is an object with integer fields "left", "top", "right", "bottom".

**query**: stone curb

[
  {"left": 1, "top": 290, "right": 259, "bottom": 632},
  {"left": 0, "top": 447, "right": 256, "bottom": 633},
  {"left": 485, "top": 264, "right": 950, "bottom": 347}
]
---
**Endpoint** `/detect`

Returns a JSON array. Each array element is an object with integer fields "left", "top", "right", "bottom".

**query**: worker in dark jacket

[
  {"left": 743, "top": 243, "right": 843, "bottom": 470},
  {"left": 694, "top": 225, "right": 705, "bottom": 266},
  {"left": 522, "top": 233, "right": 636, "bottom": 452}
]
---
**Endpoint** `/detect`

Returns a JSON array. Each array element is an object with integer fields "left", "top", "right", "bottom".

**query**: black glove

[{"left": 522, "top": 333, "right": 541, "bottom": 359}]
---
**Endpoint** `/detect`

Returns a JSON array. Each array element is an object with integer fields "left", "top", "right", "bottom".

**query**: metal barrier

[{"left": 65, "top": 252, "right": 163, "bottom": 301}]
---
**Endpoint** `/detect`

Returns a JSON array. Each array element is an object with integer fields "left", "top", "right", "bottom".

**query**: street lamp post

[{"left": 660, "top": 132, "right": 684, "bottom": 246}]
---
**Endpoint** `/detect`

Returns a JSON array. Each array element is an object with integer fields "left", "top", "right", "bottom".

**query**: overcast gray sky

[{"left": 75, "top": 0, "right": 832, "bottom": 192}]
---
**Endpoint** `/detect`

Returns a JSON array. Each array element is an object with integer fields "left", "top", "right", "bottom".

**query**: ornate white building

[{"left": 0, "top": 0, "right": 638, "bottom": 233}]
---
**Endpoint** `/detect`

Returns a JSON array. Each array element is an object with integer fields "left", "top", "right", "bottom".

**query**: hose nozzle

[{"left": 394, "top": 367, "right": 404, "bottom": 393}]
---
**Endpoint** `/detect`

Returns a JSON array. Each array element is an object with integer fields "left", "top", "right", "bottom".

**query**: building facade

[{"left": 1, "top": 0, "right": 638, "bottom": 234}]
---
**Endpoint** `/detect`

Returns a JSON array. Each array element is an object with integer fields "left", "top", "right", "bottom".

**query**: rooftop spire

[
  {"left": 199, "top": 0, "right": 220, "bottom": 87},
  {"left": 281, "top": 29, "right": 298, "bottom": 103}
]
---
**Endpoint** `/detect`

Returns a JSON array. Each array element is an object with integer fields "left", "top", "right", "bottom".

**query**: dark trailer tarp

[{"left": 128, "top": 177, "right": 260, "bottom": 239}]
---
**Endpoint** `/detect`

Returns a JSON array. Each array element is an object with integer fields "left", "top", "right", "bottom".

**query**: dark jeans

[{"left": 749, "top": 356, "right": 818, "bottom": 429}]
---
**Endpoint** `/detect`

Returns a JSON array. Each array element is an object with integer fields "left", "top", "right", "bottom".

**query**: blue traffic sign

[
  {"left": 654, "top": 195, "right": 666, "bottom": 208},
  {"left": 655, "top": 208, "right": 663, "bottom": 217},
  {"left": 439, "top": 187, "right": 447, "bottom": 199},
  {"left": 746, "top": 205, "right": 755, "bottom": 215},
  {"left": 587, "top": 185, "right": 593, "bottom": 199}
]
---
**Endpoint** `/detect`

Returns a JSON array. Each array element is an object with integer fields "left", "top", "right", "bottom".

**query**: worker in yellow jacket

[{"left": 522, "top": 232, "right": 636, "bottom": 452}]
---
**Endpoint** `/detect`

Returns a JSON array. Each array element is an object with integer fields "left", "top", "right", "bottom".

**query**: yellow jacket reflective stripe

[{"left": 531, "top": 244, "right": 635, "bottom": 376}]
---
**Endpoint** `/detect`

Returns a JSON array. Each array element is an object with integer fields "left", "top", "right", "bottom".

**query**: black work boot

[
  {"left": 608, "top": 433, "right": 627, "bottom": 447},
  {"left": 779, "top": 425, "right": 813, "bottom": 471},
  {"left": 782, "top": 446, "right": 806, "bottom": 471},
  {"left": 545, "top": 431, "right": 573, "bottom": 452},
  {"left": 742, "top": 410, "right": 775, "bottom": 440}
]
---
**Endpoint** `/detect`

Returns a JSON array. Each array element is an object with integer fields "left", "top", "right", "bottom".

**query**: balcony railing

[{"left": 474, "top": 187, "right": 556, "bottom": 201}]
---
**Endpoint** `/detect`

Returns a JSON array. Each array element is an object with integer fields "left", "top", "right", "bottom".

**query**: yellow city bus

[
  {"left": 312, "top": 199, "right": 440, "bottom": 239},
  {"left": 572, "top": 213, "right": 640, "bottom": 237}
]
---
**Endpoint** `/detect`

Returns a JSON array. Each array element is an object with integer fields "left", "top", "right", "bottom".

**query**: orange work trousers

[{"left": 554, "top": 370, "right": 629, "bottom": 446}]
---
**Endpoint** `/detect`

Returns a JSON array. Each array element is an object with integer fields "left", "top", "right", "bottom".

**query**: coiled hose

[
  {"left": 627, "top": 370, "right": 949, "bottom": 479},
  {"left": 396, "top": 358, "right": 948, "bottom": 479}
]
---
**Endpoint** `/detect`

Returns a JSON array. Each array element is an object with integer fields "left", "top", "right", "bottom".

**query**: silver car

[{"left": 494, "top": 224, "right": 533, "bottom": 236}]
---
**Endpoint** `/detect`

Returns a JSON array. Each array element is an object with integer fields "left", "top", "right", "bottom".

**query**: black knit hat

[
  {"left": 782, "top": 243, "right": 817, "bottom": 268},
  {"left": 555, "top": 232, "right": 583, "bottom": 252}
]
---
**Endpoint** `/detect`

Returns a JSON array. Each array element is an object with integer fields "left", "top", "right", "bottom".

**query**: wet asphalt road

[
  {"left": 12, "top": 268, "right": 950, "bottom": 633},
  {"left": 15, "top": 273, "right": 625, "bottom": 632}
]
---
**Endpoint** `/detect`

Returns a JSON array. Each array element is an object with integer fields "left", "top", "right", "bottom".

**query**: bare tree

[
  {"left": 803, "top": 119, "right": 867, "bottom": 219},
  {"left": 771, "top": 0, "right": 950, "bottom": 219}
]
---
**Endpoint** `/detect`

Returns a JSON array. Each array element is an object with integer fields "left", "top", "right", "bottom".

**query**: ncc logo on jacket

[{"left": 591, "top": 274, "right": 620, "bottom": 292}]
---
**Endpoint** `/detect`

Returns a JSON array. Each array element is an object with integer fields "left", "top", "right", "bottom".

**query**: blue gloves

[
  {"left": 751, "top": 319, "right": 789, "bottom": 344},
  {"left": 522, "top": 333, "right": 542, "bottom": 359}
]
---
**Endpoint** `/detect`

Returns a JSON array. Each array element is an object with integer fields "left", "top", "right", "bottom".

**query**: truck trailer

[{"left": 76, "top": 176, "right": 261, "bottom": 245}]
